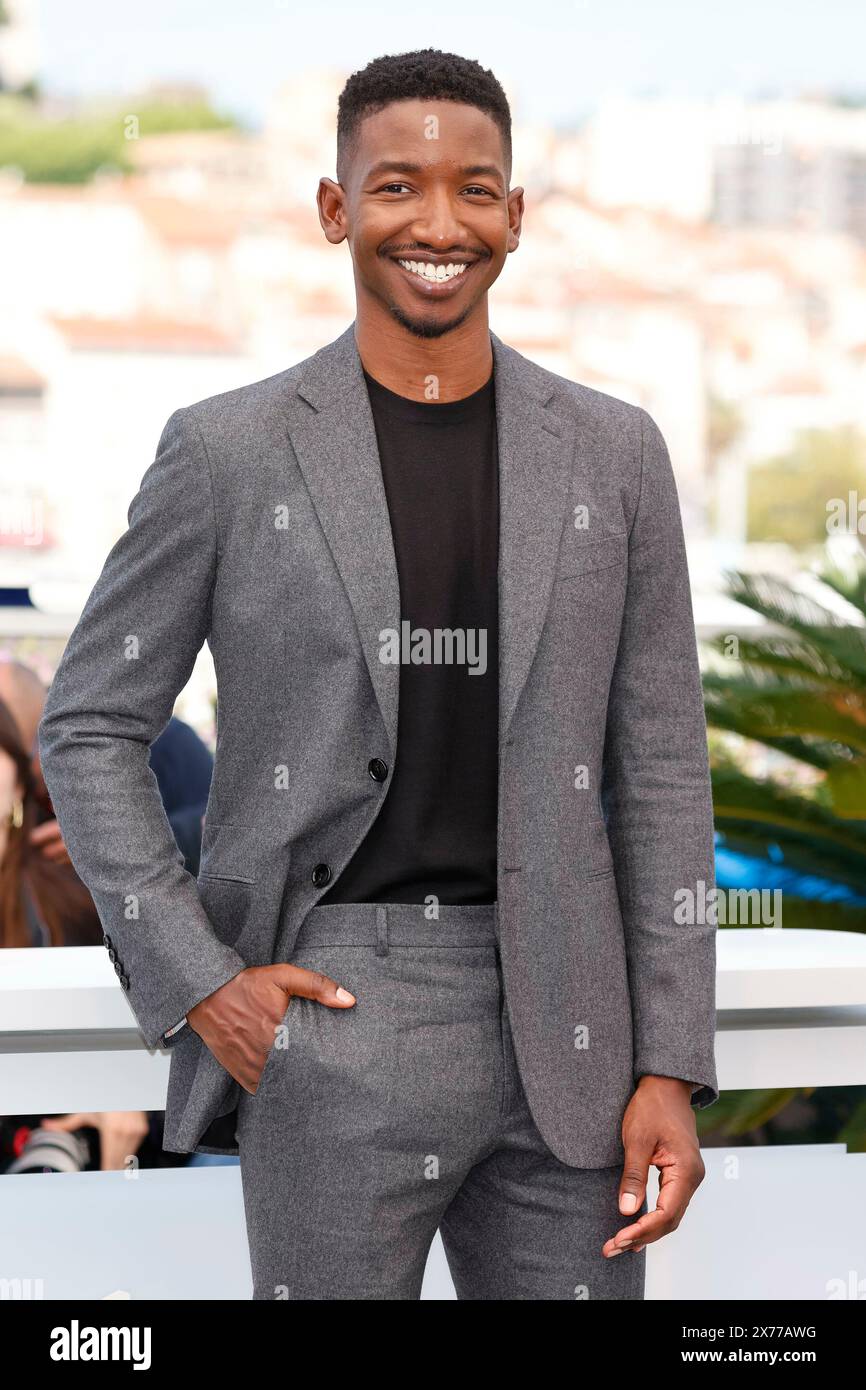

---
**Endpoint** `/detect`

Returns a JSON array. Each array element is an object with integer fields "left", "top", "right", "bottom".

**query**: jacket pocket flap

[
  {"left": 198, "top": 822, "right": 258, "bottom": 884},
  {"left": 556, "top": 531, "right": 627, "bottom": 580}
]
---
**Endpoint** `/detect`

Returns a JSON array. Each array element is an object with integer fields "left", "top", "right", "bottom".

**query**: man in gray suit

[{"left": 39, "top": 49, "right": 718, "bottom": 1300}]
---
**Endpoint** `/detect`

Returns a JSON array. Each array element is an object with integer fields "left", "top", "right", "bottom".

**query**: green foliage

[
  {"left": 0, "top": 93, "right": 238, "bottom": 183},
  {"left": 705, "top": 560, "right": 866, "bottom": 908},
  {"left": 707, "top": 393, "right": 744, "bottom": 460},
  {"left": 747, "top": 426, "right": 866, "bottom": 547},
  {"left": 702, "top": 555, "right": 866, "bottom": 1149},
  {"left": 837, "top": 1093, "right": 866, "bottom": 1151},
  {"left": 697, "top": 1088, "right": 802, "bottom": 1139}
]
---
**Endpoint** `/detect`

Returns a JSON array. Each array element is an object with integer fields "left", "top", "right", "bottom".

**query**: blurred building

[
  {"left": 713, "top": 98, "right": 866, "bottom": 244},
  {"left": 1, "top": 73, "right": 865, "bottom": 710}
]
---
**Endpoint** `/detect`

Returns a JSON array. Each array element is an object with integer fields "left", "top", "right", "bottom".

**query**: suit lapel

[
  {"left": 490, "top": 330, "right": 574, "bottom": 746},
  {"left": 285, "top": 322, "right": 574, "bottom": 763},
  {"left": 287, "top": 324, "right": 402, "bottom": 756}
]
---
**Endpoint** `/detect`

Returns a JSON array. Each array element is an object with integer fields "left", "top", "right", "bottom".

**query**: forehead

[{"left": 353, "top": 98, "right": 506, "bottom": 172}]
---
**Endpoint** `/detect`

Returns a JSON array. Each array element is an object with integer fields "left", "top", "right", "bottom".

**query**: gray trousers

[{"left": 236, "top": 901, "right": 646, "bottom": 1300}]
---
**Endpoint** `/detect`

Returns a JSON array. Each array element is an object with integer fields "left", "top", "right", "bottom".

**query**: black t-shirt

[{"left": 319, "top": 365, "right": 500, "bottom": 905}]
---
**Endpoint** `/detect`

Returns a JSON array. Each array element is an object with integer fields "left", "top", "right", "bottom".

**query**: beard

[{"left": 386, "top": 297, "right": 476, "bottom": 339}]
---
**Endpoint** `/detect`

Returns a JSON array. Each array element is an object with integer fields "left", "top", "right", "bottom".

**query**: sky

[{"left": 38, "top": 0, "right": 866, "bottom": 131}]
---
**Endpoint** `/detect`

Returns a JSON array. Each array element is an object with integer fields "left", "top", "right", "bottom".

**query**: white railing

[{"left": 2, "top": 928, "right": 866, "bottom": 1299}]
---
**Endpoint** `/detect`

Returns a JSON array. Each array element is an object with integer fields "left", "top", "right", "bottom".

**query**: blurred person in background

[
  {"left": 0, "top": 658, "right": 74, "bottom": 872},
  {"left": 0, "top": 658, "right": 213, "bottom": 880},
  {"left": 0, "top": 689, "right": 150, "bottom": 1173},
  {"left": 146, "top": 714, "right": 216, "bottom": 878},
  {"left": 0, "top": 689, "right": 98, "bottom": 948},
  {"left": 0, "top": 666, "right": 214, "bottom": 1170}
]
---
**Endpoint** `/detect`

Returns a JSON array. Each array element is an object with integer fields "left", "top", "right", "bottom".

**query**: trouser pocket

[{"left": 254, "top": 993, "right": 298, "bottom": 1097}]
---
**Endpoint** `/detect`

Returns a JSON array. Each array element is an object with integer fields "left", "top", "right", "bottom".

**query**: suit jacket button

[
  {"left": 368, "top": 758, "right": 388, "bottom": 782},
  {"left": 311, "top": 862, "right": 332, "bottom": 887},
  {"left": 119, "top": 974, "right": 130, "bottom": 991},
  {"left": 107, "top": 948, "right": 117, "bottom": 963},
  {"left": 103, "top": 934, "right": 113, "bottom": 948},
  {"left": 114, "top": 960, "right": 123, "bottom": 975}
]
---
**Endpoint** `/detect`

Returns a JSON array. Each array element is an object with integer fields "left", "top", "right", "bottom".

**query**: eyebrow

[{"left": 365, "top": 160, "right": 504, "bottom": 184}]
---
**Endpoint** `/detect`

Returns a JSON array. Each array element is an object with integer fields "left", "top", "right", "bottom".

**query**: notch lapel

[
  {"left": 490, "top": 330, "right": 574, "bottom": 747},
  {"left": 286, "top": 324, "right": 402, "bottom": 756}
]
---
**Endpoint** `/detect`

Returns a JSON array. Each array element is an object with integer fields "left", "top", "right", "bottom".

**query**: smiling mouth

[
  {"left": 397, "top": 258, "right": 469, "bottom": 282},
  {"left": 391, "top": 256, "right": 477, "bottom": 292}
]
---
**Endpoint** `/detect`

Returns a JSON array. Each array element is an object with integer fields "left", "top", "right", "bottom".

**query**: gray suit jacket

[{"left": 38, "top": 323, "right": 718, "bottom": 1166}]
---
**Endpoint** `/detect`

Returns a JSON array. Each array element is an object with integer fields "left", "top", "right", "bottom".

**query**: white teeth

[{"left": 397, "top": 260, "right": 468, "bottom": 282}]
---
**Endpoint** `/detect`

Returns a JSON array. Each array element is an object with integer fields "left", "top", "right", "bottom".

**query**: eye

[
  {"left": 377, "top": 182, "right": 413, "bottom": 194},
  {"left": 462, "top": 185, "right": 495, "bottom": 197}
]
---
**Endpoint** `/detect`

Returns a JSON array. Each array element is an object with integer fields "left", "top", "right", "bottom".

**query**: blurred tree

[
  {"left": 698, "top": 555, "right": 866, "bottom": 1147},
  {"left": 706, "top": 393, "right": 747, "bottom": 541},
  {"left": 707, "top": 393, "right": 745, "bottom": 462},
  {"left": 747, "top": 425, "right": 866, "bottom": 547},
  {"left": 0, "top": 93, "right": 238, "bottom": 183}
]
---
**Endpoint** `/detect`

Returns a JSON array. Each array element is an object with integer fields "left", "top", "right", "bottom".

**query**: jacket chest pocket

[{"left": 555, "top": 530, "right": 627, "bottom": 581}]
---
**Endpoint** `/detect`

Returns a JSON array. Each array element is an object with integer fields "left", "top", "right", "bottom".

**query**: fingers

[
  {"left": 602, "top": 1139, "right": 651, "bottom": 1259},
  {"left": 604, "top": 1186, "right": 687, "bottom": 1252},
  {"left": 28, "top": 820, "right": 61, "bottom": 845},
  {"left": 193, "top": 964, "right": 358, "bottom": 1096},
  {"left": 603, "top": 1207, "right": 668, "bottom": 1257},
  {"left": 269, "top": 963, "right": 356, "bottom": 1008},
  {"left": 617, "top": 1135, "right": 653, "bottom": 1220},
  {"left": 29, "top": 819, "right": 71, "bottom": 864},
  {"left": 42, "top": 1113, "right": 96, "bottom": 1132},
  {"left": 97, "top": 1112, "right": 150, "bottom": 1171},
  {"left": 604, "top": 1159, "right": 703, "bottom": 1257}
]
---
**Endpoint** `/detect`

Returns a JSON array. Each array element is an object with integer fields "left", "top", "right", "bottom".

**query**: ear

[
  {"left": 318, "top": 177, "right": 348, "bottom": 245},
  {"left": 506, "top": 185, "right": 525, "bottom": 253}
]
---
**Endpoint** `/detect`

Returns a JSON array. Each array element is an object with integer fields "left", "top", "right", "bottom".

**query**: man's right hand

[{"left": 187, "top": 965, "right": 356, "bottom": 1093}]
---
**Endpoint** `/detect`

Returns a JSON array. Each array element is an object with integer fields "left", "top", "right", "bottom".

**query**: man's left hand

[{"left": 602, "top": 1075, "right": 705, "bottom": 1259}]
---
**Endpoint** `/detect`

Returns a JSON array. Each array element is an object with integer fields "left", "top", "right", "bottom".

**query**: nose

[{"left": 408, "top": 186, "right": 468, "bottom": 250}]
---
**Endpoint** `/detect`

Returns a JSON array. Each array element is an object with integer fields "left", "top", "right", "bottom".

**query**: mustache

[{"left": 381, "top": 245, "right": 491, "bottom": 260}]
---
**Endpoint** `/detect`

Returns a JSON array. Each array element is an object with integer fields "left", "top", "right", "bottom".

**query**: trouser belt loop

[{"left": 375, "top": 904, "right": 389, "bottom": 957}]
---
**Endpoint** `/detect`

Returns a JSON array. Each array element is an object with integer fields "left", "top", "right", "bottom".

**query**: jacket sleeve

[
  {"left": 38, "top": 407, "right": 247, "bottom": 1048},
  {"left": 600, "top": 407, "right": 719, "bottom": 1108}
]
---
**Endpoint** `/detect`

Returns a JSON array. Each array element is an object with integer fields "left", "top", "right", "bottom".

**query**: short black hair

[{"left": 336, "top": 49, "right": 512, "bottom": 186}]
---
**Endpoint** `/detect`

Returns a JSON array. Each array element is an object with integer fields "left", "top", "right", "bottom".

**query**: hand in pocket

[{"left": 188, "top": 963, "right": 357, "bottom": 1093}]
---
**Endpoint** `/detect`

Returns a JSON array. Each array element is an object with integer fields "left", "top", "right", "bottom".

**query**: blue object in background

[
  {"left": 148, "top": 716, "right": 214, "bottom": 877},
  {"left": 715, "top": 835, "right": 866, "bottom": 906}
]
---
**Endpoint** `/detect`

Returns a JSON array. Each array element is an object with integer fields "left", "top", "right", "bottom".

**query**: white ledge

[
  {"left": 2, "top": 929, "right": 866, "bottom": 1040},
  {"left": 716, "top": 927, "right": 866, "bottom": 1010}
]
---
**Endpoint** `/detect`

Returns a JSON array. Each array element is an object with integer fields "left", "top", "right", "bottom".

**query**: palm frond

[
  {"left": 703, "top": 633, "right": 865, "bottom": 691},
  {"left": 704, "top": 554, "right": 866, "bottom": 1149},
  {"left": 817, "top": 561, "right": 866, "bottom": 622},
  {"left": 704, "top": 684, "right": 866, "bottom": 754},
  {"left": 723, "top": 569, "right": 866, "bottom": 681},
  {"left": 711, "top": 768, "right": 866, "bottom": 891},
  {"left": 697, "top": 1088, "right": 800, "bottom": 1136}
]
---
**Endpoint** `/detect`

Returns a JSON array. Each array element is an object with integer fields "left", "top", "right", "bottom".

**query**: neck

[{"left": 353, "top": 300, "right": 493, "bottom": 401}]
